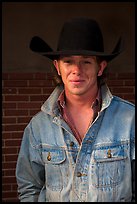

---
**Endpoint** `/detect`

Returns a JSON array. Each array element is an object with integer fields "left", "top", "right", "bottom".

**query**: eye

[
  {"left": 84, "top": 60, "right": 91, "bottom": 64},
  {"left": 64, "top": 60, "right": 71, "bottom": 63},
  {"left": 63, "top": 59, "right": 73, "bottom": 64}
]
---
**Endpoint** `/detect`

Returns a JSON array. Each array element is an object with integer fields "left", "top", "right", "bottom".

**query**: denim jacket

[{"left": 16, "top": 83, "right": 135, "bottom": 202}]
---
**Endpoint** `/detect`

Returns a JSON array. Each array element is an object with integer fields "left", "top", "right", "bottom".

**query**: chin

[{"left": 69, "top": 87, "right": 87, "bottom": 96}]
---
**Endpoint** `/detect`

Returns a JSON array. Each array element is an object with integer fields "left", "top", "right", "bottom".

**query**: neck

[{"left": 65, "top": 85, "right": 99, "bottom": 109}]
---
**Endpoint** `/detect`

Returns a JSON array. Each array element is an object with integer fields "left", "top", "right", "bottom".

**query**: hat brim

[
  {"left": 41, "top": 50, "right": 121, "bottom": 61},
  {"left": 30, "top": 36, "right": 124, "bottom": 62}
]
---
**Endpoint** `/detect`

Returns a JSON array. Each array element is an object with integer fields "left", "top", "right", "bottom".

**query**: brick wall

[{"left": 2, "top": 72, "right": 135, "bottom": 202}]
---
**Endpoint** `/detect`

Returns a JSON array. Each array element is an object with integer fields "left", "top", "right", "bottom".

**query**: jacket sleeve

[
  {"left": 131, "top": 159, "right": 135, "bottom": 202},
  {"left": 131, "top": 114, "right": 135, "bottom": 202},
  {"left": 16, "top": 123, "right": 45, "bottom": 202}
]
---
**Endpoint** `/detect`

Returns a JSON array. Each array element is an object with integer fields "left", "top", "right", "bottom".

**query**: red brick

[
  {"left": 34, "top": 72, "right": 48, "bottom": 79},
  {"left": 11, "top": 132, "right": 23, "bottom": 139},
  {"left": 5, "top": 155, "right": 18, "bottom": 162},
  {"left": 18, "top": 88, "right": 42, "bottom": 94},
  {"left": 17, "top": 116, "right": 32, "bottom": 124},
  {"left": 2, "top": 132, "right": 12, "bottom": 139},
  {"left": 5, "top": 95, "right": 29, "bottom": 101},
  {"left": 2, "top": 184, "right": 12, "bottom": 191},
  {"left": 2, "top": 132, "right": 23, "bottom": 139},
  {"left": 111, "top": 93, "right": 124, "bottom": 99},
  {"left": 117, "top": 73, "right": 135, "bottom": 79},
  {"left": 107, "top": 80, "right": 124, "bottom": 86},
  {"left": 124, "top": 80, "right": 135, "bottom": 86},
  {"left": 17, "top": 102, "right": 41, "bottom": 109},
  {"left": 2, "top": 176, "right": 17, "bottom": 184},
  {"left": 43, "top": 87, "right": 55, "bottom": 94},
  {"left": 12, "top": 130, "right": 24, "bottom": 139},
  {"left": 3, "top": 169, "right": 15, "bottom": 176},
  {"left": 2, "top": 117, "right": 16, "bottom": 124},
  {"left": 2, "top": 102, "right": 16, "bottom": 109},
  {"left": 4, "top": 109, "right": 28, "bottom": 116},
  {"left": 29, "top": 80, "right": 53, "bottom": 87},
  {"left": 112, "top": 87, "right": 134, "bottom": 94},
  {"left": 2, "top": 191, "right": 18, "bottom": 198},
  {"left": 30, "top": 95, "right": 48, "bottom": 101},
  {"left": 123, "top": 94, "right": 135, "bottom": 100},
  {"left": 2, "top": 155, "right": 5, "bottom": 162},
  {"left": 29, "top": 109, "right": 40, "bottom": 116},
  {"left": 47, "top": 72, "right": 55, "bottom": 79},
  {"left": 2, "top": 162, "right": 17, "bottom": 169},
  {"left": 2, "top": 147, "right": 18, "bottom": 154},
  {"left": 107, "top": 72, "right": 118, "bottom": 79},
  {"left": 3, "top": 124, "right": 26, "bottom": 132},
  {"left": 3, "top": 80, "right": 28, "bottom": 87},
  {"left": 8, "top": 72, "right": 34, "bottom": 80},
  {"left": 12, "top": 183, "right": 18, "bottom": 191},
  {"left": 4, "top": 139, "right": 22, "bottom": 147},
  {"left": 2, "top": 88, "right": 17, "bottom": 94}
]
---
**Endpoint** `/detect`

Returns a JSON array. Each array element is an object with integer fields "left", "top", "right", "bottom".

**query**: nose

[{"left": 72, "top": 63, "right": 81, "bottom": 75}]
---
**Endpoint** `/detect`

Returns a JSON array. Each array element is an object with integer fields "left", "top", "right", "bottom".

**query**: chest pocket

[
  {"left": 91, "top": 143, "right": 128, "bottom": 188},
  {"left": 42, "top": 147, "right": 66, "bottom": 164},
  {"left": 41, "top": 145, "right": 67, "bottom": 191}
]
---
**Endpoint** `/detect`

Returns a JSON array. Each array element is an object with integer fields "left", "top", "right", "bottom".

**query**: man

[{"left": 16, "top": 17, "right": 135, "bottom": 202}]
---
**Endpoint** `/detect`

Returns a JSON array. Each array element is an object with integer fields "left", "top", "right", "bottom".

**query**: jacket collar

[
  {"left": 41, "top": 83, "right": 113, "bottom": 116},
  {"left": 41, "top": 85, "right": 64, "bottom": 116},
  {"left": 100, "top": 83, "right": 113, "bottom": 111}
]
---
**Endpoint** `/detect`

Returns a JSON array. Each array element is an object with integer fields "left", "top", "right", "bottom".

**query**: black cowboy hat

[{"left": 30, "top": 17, "right": 124, "bottom": 61}]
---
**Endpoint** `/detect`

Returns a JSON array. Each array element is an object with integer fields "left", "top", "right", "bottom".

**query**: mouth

[{"left": 69, "top": 79, "right": 85, "bottom": 85}]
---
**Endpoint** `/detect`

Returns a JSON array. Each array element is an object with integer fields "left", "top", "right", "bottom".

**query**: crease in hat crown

[{"left": 30, "top": 17, "right": 124, "bottom": 61}]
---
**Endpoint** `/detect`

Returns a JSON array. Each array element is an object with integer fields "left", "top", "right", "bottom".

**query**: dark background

[{"left": 2, "top": 2, "right": 135, "bottom": 73}]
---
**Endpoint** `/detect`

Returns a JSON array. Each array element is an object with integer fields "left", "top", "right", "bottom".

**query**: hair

[{"left": 52, "top": 56, "right": 108, "bottom": 86}]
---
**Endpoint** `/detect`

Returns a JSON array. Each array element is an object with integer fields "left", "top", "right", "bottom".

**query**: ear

[
  {"left": 98, "top": 60, "right": 107, "bottom": 76},
  {"left": 53, "top": 60, "right": 61, "bottom": 75}
]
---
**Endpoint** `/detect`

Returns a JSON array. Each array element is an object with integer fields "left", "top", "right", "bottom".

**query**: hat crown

[
  {"left": 30, "top": 17, "right": 123, "bottom": 61},
  {"left": 57, "top": 18, "right": 104, "bottom": 52}
]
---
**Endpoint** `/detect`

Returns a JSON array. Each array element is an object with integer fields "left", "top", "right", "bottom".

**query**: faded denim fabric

[{"left": 16, "top": 84, "right": 135, "bottom": 202}]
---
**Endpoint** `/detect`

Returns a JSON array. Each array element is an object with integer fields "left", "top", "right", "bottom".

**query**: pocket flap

[
  {"left": 93, "top": 144, "right": 128, "bottom": 162},
  {"left": 42, "top": 146, "right": 66, "bottom": 164}
]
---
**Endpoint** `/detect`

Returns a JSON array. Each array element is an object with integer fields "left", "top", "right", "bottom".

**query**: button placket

[{"left": 71, "top": 112, "right": 105, "bottom": 201}]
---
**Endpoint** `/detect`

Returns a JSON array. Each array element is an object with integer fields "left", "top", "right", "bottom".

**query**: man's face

[{"left": 54, "top": 55, "right": 107, "bottom": 96}]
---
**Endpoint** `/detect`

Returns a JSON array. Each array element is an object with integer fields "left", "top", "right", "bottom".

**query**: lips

[{"left": 69, "top": 79, "right": 85, "bottom": 85}]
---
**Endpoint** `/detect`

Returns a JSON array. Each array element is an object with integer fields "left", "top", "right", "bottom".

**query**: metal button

[
  {"left": 70, "top": 141, "right": 74, "bottom": 147},
  {"left": 77, "top": 172, "right": 87, "bottom": 177},
  {"left": 47, "top": 152, "right": 51, "bottom": 161},
  {"left": 77, "top": 172, "right": 82, "bottom": 177},
  {"left": 107, "top": 149, "right": 112, "bottom": 158}
]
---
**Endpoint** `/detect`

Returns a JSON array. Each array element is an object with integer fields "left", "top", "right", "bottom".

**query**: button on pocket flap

[
  {"left": 94, "top": 145, "right": 127, "bottom": 162},
  {"left": 43, "top": 147, "right": 66, "bottom": 164}
]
